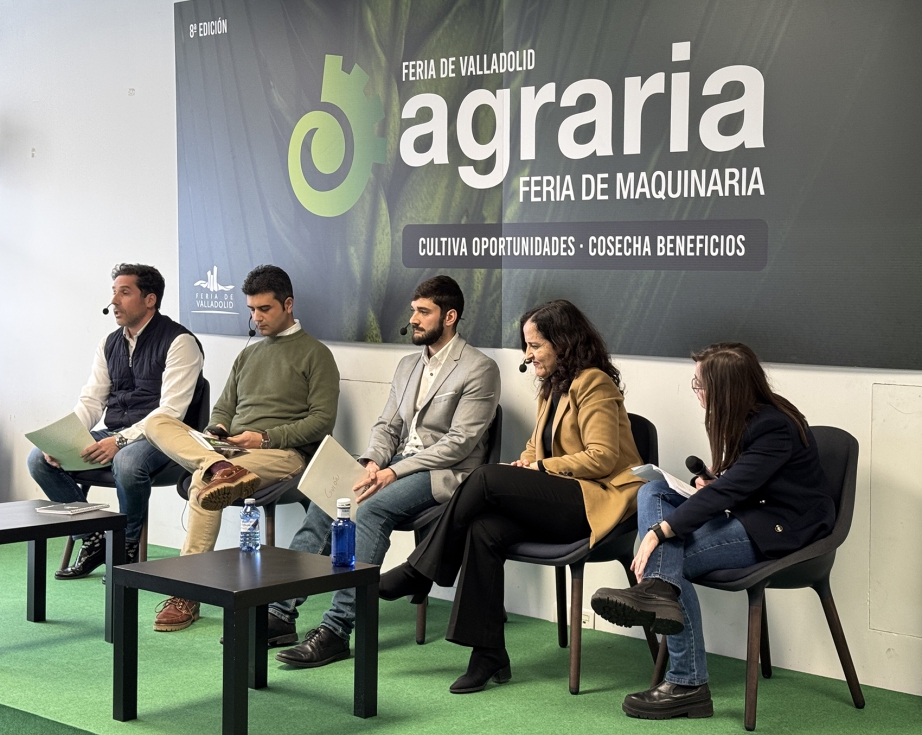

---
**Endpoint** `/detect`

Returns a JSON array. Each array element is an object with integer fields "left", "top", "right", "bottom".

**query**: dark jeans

[
  {"left": 409, "top": 463, "right": 590, "bottom": 649},
  {"left": 27, "top": 429, "right": 171, "bottom": 542}
]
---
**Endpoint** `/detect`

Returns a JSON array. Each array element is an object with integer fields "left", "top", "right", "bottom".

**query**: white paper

[
  {"left": 297, "top": 435, "right": 367, "bottom": 519},
  {"left": 36, "top": 502, "right": 111, "bottom": 515},
  {"left": 25, "top": 413, "right": 110, "bottom": 471},
  {"left": 631, "top": 464, "right": 698, "bottom": 498}
]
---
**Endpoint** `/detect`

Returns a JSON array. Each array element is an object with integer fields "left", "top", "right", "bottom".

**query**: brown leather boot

[
  {"left": 153, "top": 597, "right": 200, "bottom": 632},
  {"left": 196, "top": 466, "right": 261, "bottom": 511}
]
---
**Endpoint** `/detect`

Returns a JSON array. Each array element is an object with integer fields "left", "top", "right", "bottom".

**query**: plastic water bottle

[
  {"left": 331, "top": 498, "right": 356, "bottom": 567},
  {"left": 240, "top": 498, "right": 260, "bottom": 552}
]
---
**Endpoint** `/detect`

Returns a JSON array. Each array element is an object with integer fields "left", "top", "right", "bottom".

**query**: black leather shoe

[
  {"left": 591, "top": 579, "right": 684, "bottom": 635},
  {"left": 450, "top": 647, "right": 512, "bottom": 694},
  {"left": 220, "top": 613, "right": 299, "bottom": 647},
  {"left": 379, "top": 562, "right": 432, "bottom": 604},
  {"left": 275, "top": 626, "right": 350, "bottom": 668},
  {"left": 622, "top": 681, "right": 713, "bottom": 719},
  {"left": 55, "top": 533, "right": 106, "bottom": 580}
]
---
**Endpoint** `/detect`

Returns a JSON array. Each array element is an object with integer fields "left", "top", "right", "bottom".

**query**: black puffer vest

[{"left": 104, "top": 311, "right": 204, "bottom": 430}]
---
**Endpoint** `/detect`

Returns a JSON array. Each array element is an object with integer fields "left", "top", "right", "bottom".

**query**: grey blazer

[{"left": 359, "top": 336, "right": 501, "bottom": 503}]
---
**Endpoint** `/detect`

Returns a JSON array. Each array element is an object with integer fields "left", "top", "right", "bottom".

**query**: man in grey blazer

[{"left": 270, "top": 275, "right": 501, "bottom": 667}]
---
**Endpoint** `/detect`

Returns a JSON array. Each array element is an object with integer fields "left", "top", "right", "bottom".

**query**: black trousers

[{"left": 409, "top": 464, "right": 591, "bottom": 649}]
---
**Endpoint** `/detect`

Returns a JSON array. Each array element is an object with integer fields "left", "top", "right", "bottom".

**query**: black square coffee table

[
  {"left": 112, "top": 546, "right": 379, "bottom": 735},
  {"left": 0, "top": 499, "right": 126, "bottom": 643}
]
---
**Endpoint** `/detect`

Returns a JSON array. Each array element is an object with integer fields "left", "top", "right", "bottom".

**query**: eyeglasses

[{"left": 691, "top": 377, "right": 703, "bottom": 394}]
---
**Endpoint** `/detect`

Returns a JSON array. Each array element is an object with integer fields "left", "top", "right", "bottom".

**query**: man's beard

[{"left": 411, "top": 320, "right": 444, "bottom": 346}]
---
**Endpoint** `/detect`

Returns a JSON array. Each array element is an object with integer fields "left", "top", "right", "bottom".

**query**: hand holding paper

[{"left": 25, "top": 413, "right": 111, "bottom": 471}]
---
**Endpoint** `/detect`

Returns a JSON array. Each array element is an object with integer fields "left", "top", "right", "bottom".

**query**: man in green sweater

[{"left": 144, "top": 265, "right": 340, "bottom": 632}]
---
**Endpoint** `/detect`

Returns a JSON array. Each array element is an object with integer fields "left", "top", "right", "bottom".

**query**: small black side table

[
  {"left": 112, "top": 546, "right": 379, "bottom": 735},
  {"left": 0, "top": 499, "right": 126, "bottom": 643}
]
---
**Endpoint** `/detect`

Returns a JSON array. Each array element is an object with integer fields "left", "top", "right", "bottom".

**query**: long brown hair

[
  {"left": 520, "top": 300, "right": 623, "bottom": 400},
  {"left": 693, "top": 342, "right": 808, "bottom": 474}
]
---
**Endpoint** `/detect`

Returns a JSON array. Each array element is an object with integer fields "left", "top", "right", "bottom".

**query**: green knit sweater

[{"left": 210, "top": 329, "right": 339, "bottom": 456}]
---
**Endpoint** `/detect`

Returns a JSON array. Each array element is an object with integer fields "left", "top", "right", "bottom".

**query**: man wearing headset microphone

[
  {"left": 143, "top": 264, "right": 340, "bottom": 632},
  {"left": 268, "top": 275, "right": 501, "bottom": 668},
  {"left": 27, "top": 264, "right": 206, "bottom": 580}
]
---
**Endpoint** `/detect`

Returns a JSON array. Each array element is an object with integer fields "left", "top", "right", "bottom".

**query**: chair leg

[
  {"left": 139, "top": 521, "right": 149, "bottom": 562},
  {"left": 744, "top": 585, "right": 767, "bottom": 731},
  {"left": 413, "top": 527, "right": 428, "bottom": 644},
  {"left": 59, "top": 535, "right": 76, "bottom": 571},
  {"left": 651, "top": 635, "right": 668, "bottom": 687},
  {"left": 415, "top": 598, "right": 428, "bottom": 645},
  {"left": 815, "top": 580, "right": 865, "bottom": 709},
  {"left": 568, "top": 563, "right": 585, "bottom": 695},
  {"left": 620, "top": 558, "right": 659, "bottom": 661},
  {"left": 555, "top": 566, "right": 568, "bottom": 648},
  {"left": 265, "top": 503, "right": 276, "bottom": 546},
  {"left": 760, "top": 599, "right": 772, "bottom": 678}
]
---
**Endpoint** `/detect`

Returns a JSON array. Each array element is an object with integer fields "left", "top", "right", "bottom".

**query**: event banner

[{"left": 176, "top": 0, "right": 922, "bottom": 369}]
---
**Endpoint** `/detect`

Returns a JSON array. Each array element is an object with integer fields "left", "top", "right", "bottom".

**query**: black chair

[
  {"left": 60, "top": 379, "right": 210, "bottom": 569},
  {"left": 176, "top": 469, "right": 310, "bottom": 547},
  {"left": 504, "top": 413, "right": 660, "bottom": 694},
  {"left": 394, "top": 405, "right": 503, "bottom": 644},
  {"left": 651, "top": 425, "right": 864, "bottom": 731}
]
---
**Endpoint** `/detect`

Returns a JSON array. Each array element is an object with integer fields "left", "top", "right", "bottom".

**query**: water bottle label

[{"left": 241, "top": 518, "right": 258, "bottom": 532}]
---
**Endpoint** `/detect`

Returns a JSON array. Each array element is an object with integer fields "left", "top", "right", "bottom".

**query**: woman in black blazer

[{"left": 591, "top": 342, "right": 835, "bottom": 720}]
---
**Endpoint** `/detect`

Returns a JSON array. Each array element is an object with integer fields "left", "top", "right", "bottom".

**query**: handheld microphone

[
  {"left": 686, "top": 455, "right": 716, "bottom": 481},
  {"left": 519, "top": 357, "right": 533, "bottom": 373},
  {"left": 399, "top": 321, "right": 412, "bottom": 336},
  {"left": 247, "top": 317, "right": 256, "bottom": 337},
  {"left": 102, "top": 303, "right": 113, "bottom": 315}
]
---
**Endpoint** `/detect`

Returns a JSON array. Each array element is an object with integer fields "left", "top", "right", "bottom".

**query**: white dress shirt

[
  {"left": 74, "top": 315, "right": 205, "bottom": 444},
  {"left": 402, "top": 333, "right": 459, "bottom": 456}
]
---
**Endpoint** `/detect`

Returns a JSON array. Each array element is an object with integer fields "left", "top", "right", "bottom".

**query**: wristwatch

[
  {"left": 648, "top": 522, "right": 667, "bottom": 543},
  {"left": 114, "top": 433, "right": 128, "bottom": 449},
  {"left": 260, "top": 431, "right": 271, "bottom": 450}
]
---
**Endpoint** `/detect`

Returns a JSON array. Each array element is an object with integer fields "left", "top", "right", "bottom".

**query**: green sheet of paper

[{"left": 25, "top": 413, "right": 110, "bottom": 471}]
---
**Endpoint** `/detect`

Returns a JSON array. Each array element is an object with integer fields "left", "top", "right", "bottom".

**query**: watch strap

[{"left": 649, "top": 522, "right": 667, "bottom": 543}]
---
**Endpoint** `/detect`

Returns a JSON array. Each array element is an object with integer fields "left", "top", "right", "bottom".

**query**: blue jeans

[
  {"left": 27, "top": 429, "right": 172, "bottom": 542},
  {"left": 638, "top": 481, "right": 761, "bottom": 686},
  {"left": 270, "top": 456, "right": 437, "bottom": 640}
]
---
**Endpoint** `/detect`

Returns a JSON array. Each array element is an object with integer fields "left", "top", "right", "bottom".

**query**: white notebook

[
  {"left": 631, "top": 464, "right": 698, "bottom": 498},
  {"left": 297, "top": 435, "right": 367, "bottom": 519},
  {"left": 36, "top": 502, "right": 110, "bottom": 515}
]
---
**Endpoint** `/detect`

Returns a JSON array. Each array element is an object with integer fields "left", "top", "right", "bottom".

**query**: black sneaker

[
  {"left": 275, "top": 626, "right": 350, "bottom": 668},
  {"left": 219, "top": 613, "right": 298, "bottom": 647}
]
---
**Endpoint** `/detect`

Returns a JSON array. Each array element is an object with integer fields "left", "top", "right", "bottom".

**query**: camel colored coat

[{"left": 520, "top": 368, "right": 644, "bottom": 546}]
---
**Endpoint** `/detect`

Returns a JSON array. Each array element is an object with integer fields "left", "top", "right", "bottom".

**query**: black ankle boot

[
  {"left": 450, "top": 647, "right": 512, "bottom": 694},
  {"left": 55, "top": 532, "right": 106, "bottom": 580},
  {"left": 378, "top": 562, "right": 432, "bottom": 604}
]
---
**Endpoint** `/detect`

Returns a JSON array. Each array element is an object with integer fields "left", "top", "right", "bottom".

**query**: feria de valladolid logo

[
  {"left": 192, "top": 266, "right": 236, "bottom": 315},
  {"left": 288, "top": 55, "right": 386, "bottom": 217}
]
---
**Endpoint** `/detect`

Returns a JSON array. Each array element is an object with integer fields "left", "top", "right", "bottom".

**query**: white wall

[{"left": 1, "top": 0, "right": 919, "bottom": 698}]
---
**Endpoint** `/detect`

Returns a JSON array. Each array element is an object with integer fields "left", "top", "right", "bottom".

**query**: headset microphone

[
  {"left": 399, "top": 321, "right": 412, "bottom": 336},
  {"left": 519, "top": 358, "right": 533, "bottom": 373},
  {"left": 247, "top": 316, "right": 256, "bottom": 337},
  {"left": 102, "top": 303, "right": 113, "bottom": 315}
]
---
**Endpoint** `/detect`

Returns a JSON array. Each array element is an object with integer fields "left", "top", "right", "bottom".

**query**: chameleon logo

[{"left": 288, "top": 55, "right": 386, "bottom": 217}]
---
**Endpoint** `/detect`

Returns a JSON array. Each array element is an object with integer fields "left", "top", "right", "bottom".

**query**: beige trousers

[{"left": 145, "top": 414, "right": 304, "bottom": 555}]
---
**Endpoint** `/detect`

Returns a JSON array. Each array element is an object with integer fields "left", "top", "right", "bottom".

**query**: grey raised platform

[
  {"left": 0, "top": 499, "right": 126, "bottom": 643},
  {"left": 112, "top": 546, "right": 379, "bottom": 735}
]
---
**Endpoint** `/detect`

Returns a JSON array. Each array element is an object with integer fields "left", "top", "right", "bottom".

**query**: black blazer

[{"left": 666, "top": 406, "right": 835, "bottom": 559}]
